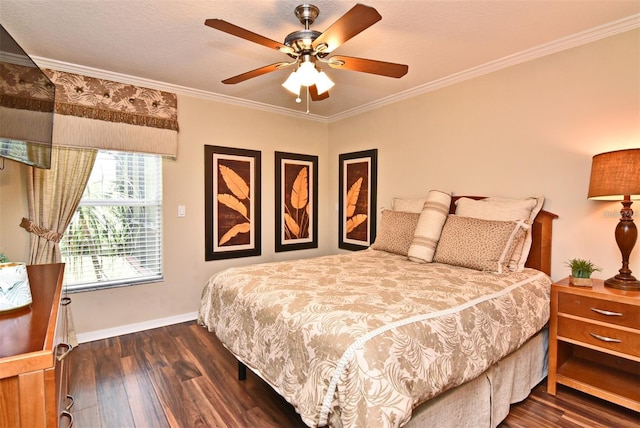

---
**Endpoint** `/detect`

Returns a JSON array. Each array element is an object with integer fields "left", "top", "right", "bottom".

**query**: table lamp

[{"left": 587, "top": 148, "right": 640, "bottom": 290}]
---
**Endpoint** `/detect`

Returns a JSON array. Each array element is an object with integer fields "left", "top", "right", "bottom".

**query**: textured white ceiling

[{"left": 1, "top": 1, "right": 639, "bottom": 120}]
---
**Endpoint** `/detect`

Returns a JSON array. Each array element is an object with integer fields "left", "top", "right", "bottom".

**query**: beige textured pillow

[
  {"left": 433, "top": 215, "right": 527, "bottom": 273},
  {"left": 371, "top": 209, "right": 420, "bottom": 256},
  {"left": 455, "top": 196, "right": 544, "bottom": 271},
  {"left": 407, "top": 190, "right": 452, "bottom": 263},
  {"left": 392, "top": 197, "right": 427, "bottom": 213}
]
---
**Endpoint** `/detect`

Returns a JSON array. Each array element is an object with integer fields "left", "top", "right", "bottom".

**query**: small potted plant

[{"left": 565, "top": 258, "right": 601, "bottom": 286}]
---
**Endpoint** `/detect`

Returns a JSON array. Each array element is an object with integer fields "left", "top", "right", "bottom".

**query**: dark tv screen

[{"left": 0, "top": 23, "right": 54, "bottom": 169}]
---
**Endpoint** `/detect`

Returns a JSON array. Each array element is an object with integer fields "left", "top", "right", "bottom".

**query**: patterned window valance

[
  {"left": 45, "top": 69, "right": 179, "bottom": 158},
  {"left": 0, "top": 63, "right": 55, "bottom": 113}
]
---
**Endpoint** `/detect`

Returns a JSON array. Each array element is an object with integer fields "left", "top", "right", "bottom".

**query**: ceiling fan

[{"left": 204, "top": 3, "right": 409, "bottom": 102}]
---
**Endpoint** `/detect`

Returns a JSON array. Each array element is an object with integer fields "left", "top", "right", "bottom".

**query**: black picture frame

[
  {"left": 205, "top": 145, "right": 261, "bottom": 260},
  {"left": 275, "top": 151, "right": 319, "bottom": 252},
  {"left": 338, "top": 149, "right": 377, "bottom": 250}
]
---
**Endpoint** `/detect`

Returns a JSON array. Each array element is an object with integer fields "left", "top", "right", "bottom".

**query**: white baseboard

[{"left": 75, "top": 311, "right": 199, "bottom": 344}]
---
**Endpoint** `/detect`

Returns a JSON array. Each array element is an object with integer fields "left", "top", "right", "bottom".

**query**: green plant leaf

[{"left": 565, "top": 258, "right": 601, "bottom": 278}]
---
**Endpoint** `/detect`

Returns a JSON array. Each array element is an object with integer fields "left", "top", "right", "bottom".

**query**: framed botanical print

[
  {"left": 338, "top": 149, "right": 377, "bottom": 250},
  {"left": 275, "top": 151, "right": 318, "bottom": 252},
  {"left": 205, "top": 145, "right": 261, "bottom": 260}
]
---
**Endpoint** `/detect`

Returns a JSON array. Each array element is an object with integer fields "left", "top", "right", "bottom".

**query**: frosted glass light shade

[
  {"left": 297, "top": 61, "right": 319, "bottom": 86},
  {"left": 315, "top": 71, "right": 335, "bottom": 95},
  {"left": 282, "top": 72, "right": 301, "bottom": 95}
]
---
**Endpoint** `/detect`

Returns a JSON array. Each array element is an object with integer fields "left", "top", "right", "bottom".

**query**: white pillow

[
  {"left": 392, "top": 197, "right": 427, "bottom": 213},
  {"left": 455, "top": 196, "right": 544, "bottom": 271},
  {"left": 407, "top": 190, "right": 452, "bottom": 263}
]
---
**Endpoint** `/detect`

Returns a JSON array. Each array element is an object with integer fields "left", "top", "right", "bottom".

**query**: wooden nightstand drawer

[
  {"left": 548, "top": 278, "right": 640, "bottom": 411},
  {"left": 558, "top": 293, "right": 638, "bottom": 329},
  {"left": 557, "top": 316, "right": 639, "bottom": 358}
]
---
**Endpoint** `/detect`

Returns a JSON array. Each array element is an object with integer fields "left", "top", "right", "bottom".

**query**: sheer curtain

[{"left": 20, "top": 146, "right": 97, "bottom": 264}]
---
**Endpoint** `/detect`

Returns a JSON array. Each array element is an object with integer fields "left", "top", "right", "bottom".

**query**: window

[{"left": 60, "top": 150, "right": 163, "bottom": 292}]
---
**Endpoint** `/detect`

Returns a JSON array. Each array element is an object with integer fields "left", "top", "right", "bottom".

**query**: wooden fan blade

[
  {"left": 312, "top": 4, "right": 381, "bottom": 53},
  {"left": 222, "top": 62, "right": 291, "bottom": 84},
  {"left": 205, "top": 19, "right": 294, "bottom": 55},
  {"left": 309, "top": 85, "right": 330, "bottom": 101},
  {"left": 328, "top": 56, "right": 408, "bottom": 78}
]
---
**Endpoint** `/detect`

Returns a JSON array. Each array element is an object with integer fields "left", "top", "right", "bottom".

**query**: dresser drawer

[
  {"left": 558, "top": 292, "right": 638, "bottom": 329},
  {"left": 557, "top": 316, "right": 639, "bottom": 358}
]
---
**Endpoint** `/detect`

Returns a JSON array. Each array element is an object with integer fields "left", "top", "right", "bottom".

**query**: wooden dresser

[
  {"left": 547, "top": 277, "right": 640, "bottom": 411},
  {"left": 0, "top": 263, "right": 73, "bottom": 427}
]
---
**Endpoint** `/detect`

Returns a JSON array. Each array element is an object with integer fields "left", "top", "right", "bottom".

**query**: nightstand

[{"left": 547, "top": 277, "right": 640, "bottom": 411}]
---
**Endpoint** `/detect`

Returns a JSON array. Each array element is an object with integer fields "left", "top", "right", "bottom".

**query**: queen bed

[{"left": 198, "top": 193, "right": 557, "bottom": 427}]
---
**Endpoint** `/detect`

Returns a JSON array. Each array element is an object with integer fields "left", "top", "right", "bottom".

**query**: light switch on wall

[{"left": 178, "top": 205, "right": 186, "bottom": 217}]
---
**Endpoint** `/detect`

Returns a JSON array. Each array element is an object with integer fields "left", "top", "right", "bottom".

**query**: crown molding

[
  {"left": 31, "top": 14, "right": 639, "bottom": 124},
  {"left": 30, "top": 57, "right": 328, "bottom": 123},
  {"left": 327, "top": 14, "right": 640, "bottom": 123}
]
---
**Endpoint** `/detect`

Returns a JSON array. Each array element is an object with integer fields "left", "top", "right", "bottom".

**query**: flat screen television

[{"left": 0, "top": 23, "right": 54, "bottom": 169}]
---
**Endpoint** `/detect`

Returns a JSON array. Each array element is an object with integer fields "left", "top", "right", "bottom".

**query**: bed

[{"left": 198, "top": 193, "right": 557, "bottom": 427}]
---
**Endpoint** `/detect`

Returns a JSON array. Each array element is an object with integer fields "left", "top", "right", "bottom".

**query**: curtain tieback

[{"left": 19, "top": 218, "right": 64, "bottom": 243}]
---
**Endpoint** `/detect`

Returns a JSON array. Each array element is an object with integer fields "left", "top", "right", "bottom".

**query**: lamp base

[{"left": 605, "top": 275, "right": 640, "bottom": 291}]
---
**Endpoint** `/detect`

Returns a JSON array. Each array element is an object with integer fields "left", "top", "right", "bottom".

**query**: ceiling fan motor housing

[
  {"left": 284, "top": 29, "right": 321, "bottom": 55},
  {"left": 285, "top": 4, "right": 323, "bottom": 58},
  {"left": 295, "top": 4, "right": 319, "bottom": 28}
]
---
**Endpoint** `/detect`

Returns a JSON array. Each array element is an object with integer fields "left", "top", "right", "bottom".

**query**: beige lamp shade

[{"left": 587, "top": 148, "right": 640, "bottom": 201}]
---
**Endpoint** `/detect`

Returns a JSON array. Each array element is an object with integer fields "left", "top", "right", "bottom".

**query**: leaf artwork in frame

[
  {"left": 339, "top": 149, "right": 377, "bottom": 250},
  {"left": 275, "top": 152, "right": 318, "bottom": 252},
  {"left": 205, "top": 145, "right": 261, "bottom": 260}
]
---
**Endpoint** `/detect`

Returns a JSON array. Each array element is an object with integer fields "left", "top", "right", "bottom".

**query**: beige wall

[
  {"left": 328, "top": 29, "right": 639, "bottom": 280},
  {"left": 0, "top": 29, "right": 638, "bottom": 337},
  {"left": 0, "top": 98, "right": 329, "bottom": 336}
]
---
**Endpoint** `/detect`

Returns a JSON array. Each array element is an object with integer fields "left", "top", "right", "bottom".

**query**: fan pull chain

[{"left": 306, "top": 86, "right": 310, "bottom": 115}]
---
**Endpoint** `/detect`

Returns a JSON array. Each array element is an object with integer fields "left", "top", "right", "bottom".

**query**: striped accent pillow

[{"left": 407, "top": 190, "right": 452, "bottom": 263}]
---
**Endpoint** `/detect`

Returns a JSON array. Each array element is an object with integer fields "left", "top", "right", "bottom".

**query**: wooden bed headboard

[{"left": 449, "top": 196, "right": 558, "bottom": 276}]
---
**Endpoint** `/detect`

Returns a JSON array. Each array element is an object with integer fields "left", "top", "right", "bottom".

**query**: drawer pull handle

[
  {"left": 589, "top": 332, "right": 621, "bottom": 343},
  {"left": 65, "top": 394, "right": 74, "bottom": 410},
  {"left": 56, "top": 342, "right": 74, "bottom": 361},
  {"left": 61, "top": 410, "right": 74, "bottom": 427},
  {"left": 590, "top": 307, "right": 623, "bottom": 317},
  {"left": 61, "top": 296, "right": 72, "bottom": 306}
]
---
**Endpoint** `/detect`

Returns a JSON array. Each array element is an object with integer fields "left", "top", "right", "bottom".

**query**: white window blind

[{"left": 60, "top": 150, "right": 163, "bottom": 292}]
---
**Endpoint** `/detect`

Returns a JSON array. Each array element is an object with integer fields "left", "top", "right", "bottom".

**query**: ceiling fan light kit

[
  {"left": 205, "top": 3, "right": 408, "bottom": 109},
  {"left": 282, "top": 57, "right": 335, "bottom": 98}
]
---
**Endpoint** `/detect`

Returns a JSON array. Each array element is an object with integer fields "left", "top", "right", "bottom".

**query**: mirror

[{"left": 0, "top": 23, "right": 54, "bottom": 169}]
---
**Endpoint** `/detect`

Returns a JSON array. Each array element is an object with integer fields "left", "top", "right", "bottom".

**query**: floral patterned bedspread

[{"left": 197, "top": 250, "right": 551, "bottom": 427}]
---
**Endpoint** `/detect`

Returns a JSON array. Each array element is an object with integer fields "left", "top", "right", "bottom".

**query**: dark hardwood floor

[{"left": 69, "top": 321, "right": 639, "bottom": 427}]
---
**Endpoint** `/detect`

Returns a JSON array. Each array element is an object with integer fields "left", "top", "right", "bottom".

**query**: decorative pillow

[
  {"left": 407, "top": 190, "right": 452, "bottom": 263},
  {"left": 433, "top": 215, "right": 527, "bottom": 273},
  {"left": 455, "top": 196, "right": 544, "bottom": 271},
  {"left": 371, "top": 209, "right": 420, "bottom": 256},
  {"left": 392, "top": 197, "right": 426, "bottom": 213}
]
